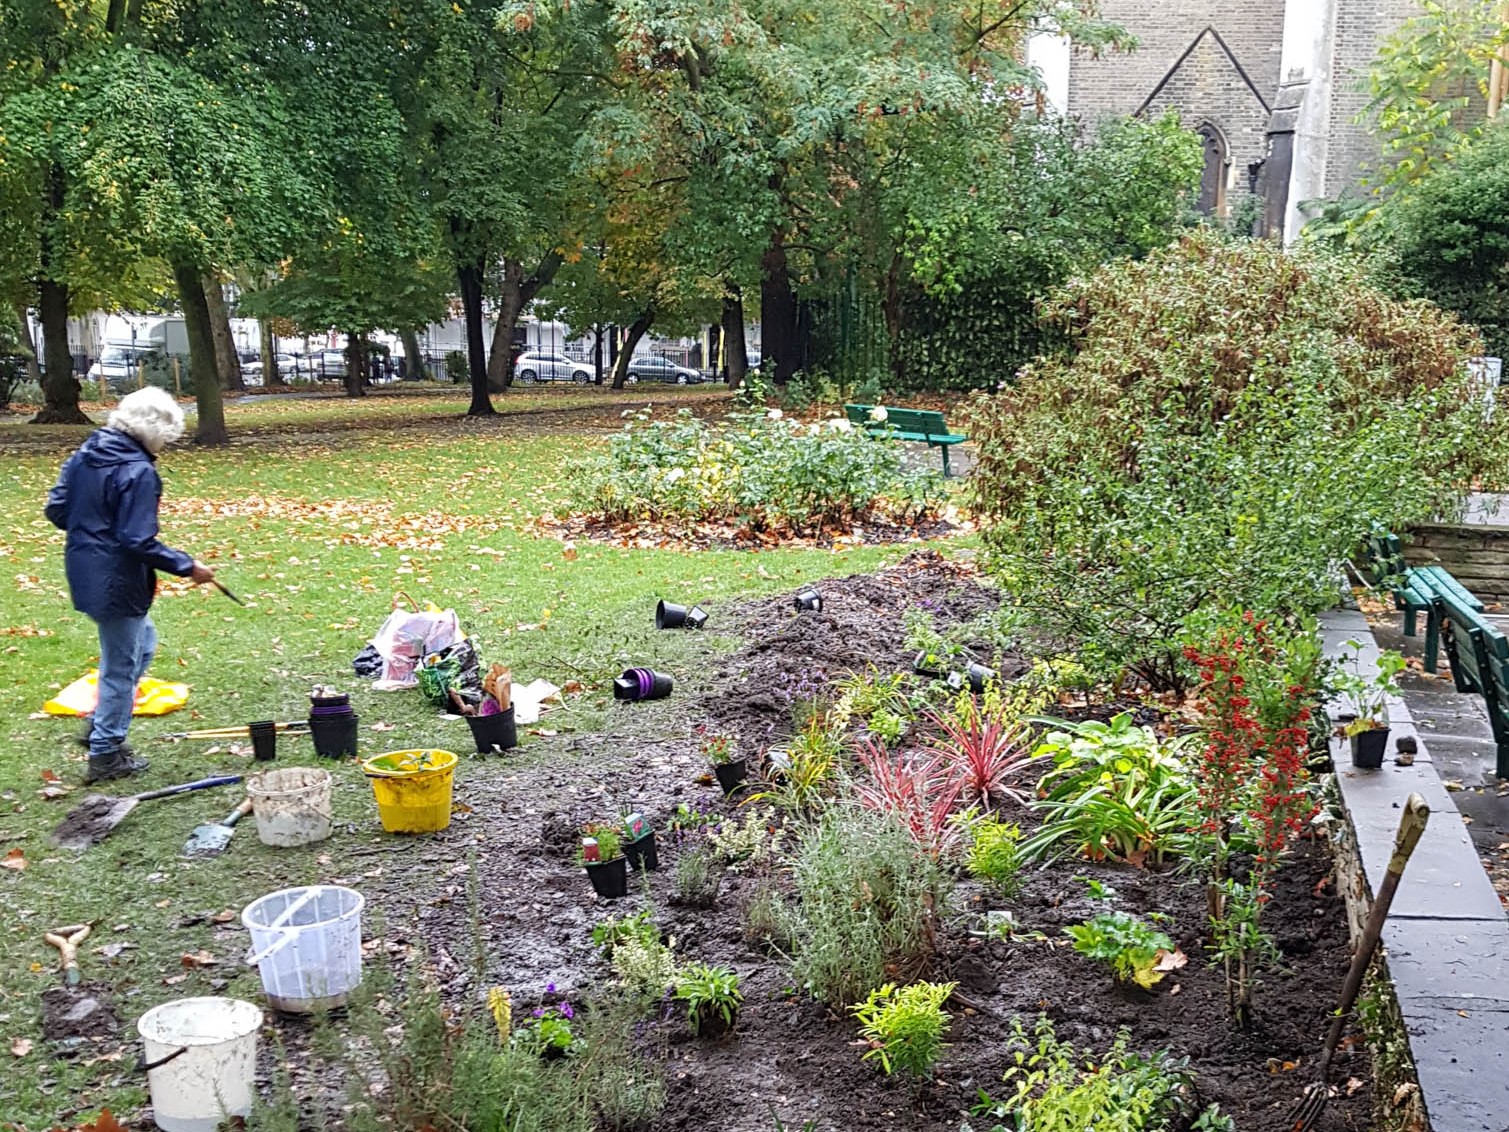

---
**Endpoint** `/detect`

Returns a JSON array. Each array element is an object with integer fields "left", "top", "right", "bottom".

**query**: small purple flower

[
  {"left": 559, "top": 1001, "right": 574, "bottom": 1020},
  {"left": 532, "top": 1006, "right": 546, "bottom": 1018},
  {"left": 545, "top": 982, "right": 556, "bottom": 995}
]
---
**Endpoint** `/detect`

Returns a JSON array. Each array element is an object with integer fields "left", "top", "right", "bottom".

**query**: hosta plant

[
  {"left": 674, "top": 964, "right": 743, "bottom": 1036},
  {"left": 852, "top": 981, "right": 957, "bottom": 1078}
]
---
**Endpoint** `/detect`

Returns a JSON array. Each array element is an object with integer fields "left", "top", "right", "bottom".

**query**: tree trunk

[
  {"left": 33, "top": 165, "right": 89, "bottom": 424},
  {"left": 593, "top": 324, "right": 605, "bottom": 385},
  {"left": 259, "top": 319, "right": 283, "bottom": 387},
  {"left": 172, "top": 261, "right": 228, "bottom": 445},
  {"left": 344, "top": 332, "right": 367, "bottom": 398},
  {"left": 458, "top": 260, "right": 494, "bottom": 415},
  {"left": 14, "top": 303, "right": 42, "bottom": 385},
  {"left": 610, "top": 310, "right": 654, "bottom": 390},
  {"left": 399, "top": 327, "right": 425, "bottom": 380},
  {"left": 203, "top": 274, "right": 243, "bottom": 392},
  {"left": 722, "top": 289, "right": 749, "bottom": 390},
  {"left": 486, "top": 252, "right": 563, "bottom": 391},
  {"left": 706, "top": 321, "right": 722, "bottom": 383},
  {"left": 760, "top": 231, "right": 798, "bottom": 385}
]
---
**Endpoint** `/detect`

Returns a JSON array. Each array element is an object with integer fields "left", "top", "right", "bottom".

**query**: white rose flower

[
  {"left": 869, "top": 406, "right": 888, "bottom": 422},
  {"left": 826, "top": 417, "right": 853, "bottom": 432},
  {"left": 664, "top": 467, "right": 686, "bottom": 484},
  {"left": 766, "top": 407, "right": 784, "bottom": 420}
]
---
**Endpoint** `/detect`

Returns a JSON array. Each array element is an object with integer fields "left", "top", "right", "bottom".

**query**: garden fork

[{"left": 1290, "top": 792, "right": 1429, "bottom": 1132}]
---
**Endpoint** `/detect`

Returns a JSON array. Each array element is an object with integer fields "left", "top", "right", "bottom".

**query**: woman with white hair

[{"left": 44, "top": 387, "right": 216, "bottom": 782}]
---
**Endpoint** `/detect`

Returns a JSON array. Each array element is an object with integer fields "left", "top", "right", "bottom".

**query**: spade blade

[{"left": 181, "top": 799, "right": 254, "bottom": 858}]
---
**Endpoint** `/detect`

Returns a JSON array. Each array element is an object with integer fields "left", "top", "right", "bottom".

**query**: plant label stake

[{"left": 1289, "top": 792, "right": 1429, "bottom": 1132}]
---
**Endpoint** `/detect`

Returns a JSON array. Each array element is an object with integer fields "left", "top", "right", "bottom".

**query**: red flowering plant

[{"left": 1184, "top": 610, "right": 1323, "bottom": 1024}]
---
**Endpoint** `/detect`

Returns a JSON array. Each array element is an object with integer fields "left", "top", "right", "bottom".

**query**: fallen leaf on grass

[
  {"left": 0, "top": 848, "right": 26, "bottom": 871},
  {"left": 561, "top": 680, "right": 585, "bottom": 696},
  {"left": 1392, "top": 1082, "right": 1420, "bottom": 1107},
  {"left": 181, "top": 950, "right": 218, "bottom": 968},
  {"left": 529, "top": 728, "right": 558, "bottom": 737},
  {"left": 38, "top": 785, "right": 72, "bottom": 800},
  {"left": 212, "top": 909, "right": 236, "bottom": 924},
  {"left": 9, "top": 1037, "right": 31, "bottom": 1057},
  {"left": 95, "top": 942, "right": 133, "bottom": 960},
  {"left": 27, "top": 711, "right": 50, "bottom": 721},
  {"left": 163, "top": 973, "right": 189, "bottom": 986},
  {"left": 370, "top": 722, "right": 397, "bottom": 732},
  {"left": 79, "top": 1109, "right": 127, "bottom": 1132},
  {"left": 39, "top": 770, "right": 60, "bottom": 784}
]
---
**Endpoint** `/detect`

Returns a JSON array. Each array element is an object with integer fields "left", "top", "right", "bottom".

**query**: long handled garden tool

[
  {"left": 1289, "top": 792, "right": 1430, "bottom": 1132},
  {"left": 182, "top": 797, "right": 254, "bottom": 857},
  {"left": 50, "top": 774, "right": 243, "bottom": 850},
  {"left": 212, "top": 580, "right": 245, "bottom": 606},
  {"left": 159, "top": 722, "right": 309, "bottom": 741}
]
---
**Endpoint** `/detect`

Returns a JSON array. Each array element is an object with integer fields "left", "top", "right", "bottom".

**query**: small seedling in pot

[
  {"left": 579, "top": 824, "right": 630, "bottom": 899},
  {"left": 699, "top": 727, "right": 747, "bottom": 795},
  {"left": 851, "top": 981, "right": 956, "bottom": 1079},
  {"left": 674, "top": 963, "right": 743, "bottom": 1036}
]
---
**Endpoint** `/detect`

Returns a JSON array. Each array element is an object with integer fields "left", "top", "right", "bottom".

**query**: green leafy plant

[
  {"left": 969, "top": 232, "right": 1500, "bottom": 691},
  {"left": 750, "top": 714, "right": 842, "bottom": 813},
  {"left": 1024, "top": 714, "right": 1196, "bottom": 866},
  {"left": 591, "top": 911, "right": 659, "bottom": 955},
  {"left": 1065, "top": 910, "right": 1178, "bottom": 990},
  {"left": 972, "top": 1017, "right": 1203, "bottom": 1132},
  {"left": 851, "top": 981, "right": 956, "bottom": 1078},
  {"left": 1333, "top": 643, "right": 1406, "bottom": 732},
  {"left": 670, "top": 844, "right": 723, "bottom": 908},
  {"left": 512, "top": 985, "right": 584, "bottom": 1059},
  {"left": 576, "top": 824, "right": 623, "bottom": 865},
  {"left": 965, "top": 816, "right": 1024, "bottom": 897},
  {"left": 707, "top": 809, "right": 779, "bottom": 866},
  {"left": 788, "top": 809, "right": 952, "bottom": 1007},
  {"left": 610, "top": 936, "right": 680, "bottom": 999},
  {"left": 673, "top": 963, "right": 743, "bottom": 1035},
  {"left": 698, "top": 728, "right": 737, "bottom": 765}
]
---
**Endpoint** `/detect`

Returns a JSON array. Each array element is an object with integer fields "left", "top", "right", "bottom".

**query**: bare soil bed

[{"left": 236, "top": 553, "right": 1371, "bottom": 1132}]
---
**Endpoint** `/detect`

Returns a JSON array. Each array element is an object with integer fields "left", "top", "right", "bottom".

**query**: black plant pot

[
  {"left": 466, "top": 707, "right": 518, "bottom": 754},
  {"left": 585, "top": 857, "right": 630, "bottom": 899},
  {"left": 913, "top": 651, "right": 945, "bottom": 678},
  {"left": 624, "top": 831, "right": 659, "bottom": 872},
  {"left": 713, "top": 759, "right": 748, "bottom": 796},
  {"left": 656, "top": 600, "right": 706, "bottom": 630},
  {"left": 1350, "top": 726, "right": 1390, "bottom": 770},
  {"left": 966, "top": 663, "right": 997, "bottom": 694},
  {"left": 308, "top": 713, "right": 359, "bottom": 759},
  {"left": 249, "top": 720, "right": 278, "bottom": 762},
  {"left": 794, "top": 588, "right": 823, "bottom": 612},
  {"left": 613, "top": 667, "right": 674, "bottom": 702}
]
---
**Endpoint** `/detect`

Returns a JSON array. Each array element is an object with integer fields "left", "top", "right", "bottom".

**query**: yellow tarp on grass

[{"left": 43, "top": 672, "right": 190, "bottom": 718}]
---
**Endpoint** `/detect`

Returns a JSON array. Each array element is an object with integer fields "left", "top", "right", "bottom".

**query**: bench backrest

[{"left": 844, "top": 403, "right": 953, "bottom": 434}]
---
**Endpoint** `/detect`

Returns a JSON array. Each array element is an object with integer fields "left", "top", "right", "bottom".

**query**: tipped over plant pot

[
  {"left": 913, "top": 650, "right": 945, "bottom": 678},
  {"left": 656, "top": 600, "right": 710, "bottom": 630},
  {"left": 613, "top": 667, "right": 673, "bottom": 702},
  {"left": 794, "top": 587, "right": 823, "bottom": 612}
]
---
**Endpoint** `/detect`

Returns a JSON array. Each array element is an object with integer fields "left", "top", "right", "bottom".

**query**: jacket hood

[{"left": 80, "top": 428, "right": 153, "bottom": 469}]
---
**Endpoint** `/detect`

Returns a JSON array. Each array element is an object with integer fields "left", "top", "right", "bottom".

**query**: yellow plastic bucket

[{"left": 362, "top": 749, "right": 458, "bottom": 834}]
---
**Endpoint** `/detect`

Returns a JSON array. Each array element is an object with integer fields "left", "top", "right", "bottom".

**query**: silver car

[{"left": 514, "top": 350, "right": 592, "bottom": 384}]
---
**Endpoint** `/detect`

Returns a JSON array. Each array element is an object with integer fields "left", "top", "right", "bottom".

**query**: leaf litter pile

[{"left": 223, "top": 550, "right": 1374, "bottom": 1132}]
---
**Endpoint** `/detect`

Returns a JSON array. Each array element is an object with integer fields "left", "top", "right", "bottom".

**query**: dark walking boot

[
  {"left": 84, "top": 746, "right": 149, "bottom": 784},
  {"left": 74, "top": 718, "right": 94, "bottom": 750}
]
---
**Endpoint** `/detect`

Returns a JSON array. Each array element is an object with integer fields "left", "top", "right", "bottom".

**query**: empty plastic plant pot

[
  {"left": 966, "top": 663, "right": 997, "bottom": 694},
  {"left": 613, "top": 667, "right": 673, "bottom": 702},
  {"left": 685, "top": 604, "right": 709, "bottom": 629},
  {"left": 656, "top": 600, "right": 689, "bottom": 629},
  {"left": 466, "top": 707, "right": 518, "bottom": 754},
  {"left": 794, "top": 588, "right": 823, "bottom": 612},
  {"left": 308, "top": 713, "right": 359, "bottom": 759},
  {"left": 249, "top": 720, "right": 277, "bottom": 763},
  {"left": 714, "top": 759, "right": 748, "bottom": 796},
  {"left": 624, "top": 831, "right": 659, "bottom": 872},
  {"left": 585, "top": 856, "right": 630, "bottom": 899}
]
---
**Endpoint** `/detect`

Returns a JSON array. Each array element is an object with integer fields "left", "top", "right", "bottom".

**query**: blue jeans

[{"left": 90, "top": 615, "right": 157, "bottom": 756}]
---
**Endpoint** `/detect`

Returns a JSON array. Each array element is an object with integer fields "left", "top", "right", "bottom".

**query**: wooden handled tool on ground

[
  {"left": 160, "top": 722, "right": 309, "bottom": 741},
  {"left": 182, "top": 797, "right": 255, "bottom": 858},
  {"left": 44, "top": 923, "right": 92, "bottom": 986},
  {"left": 1290, "top": 793, "right": 1430, "bottom": 1132},
  {"left": 212, "top": 580, "right": 245, "bottom": 606}
]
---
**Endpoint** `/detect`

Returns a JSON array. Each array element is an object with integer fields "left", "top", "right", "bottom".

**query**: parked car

[
  {"left": 304, "top": 349, "right": 348, "bottom": 379},
  {"left": 625, "top": 356, "right": 705, "bottom": 384},
  {"left": 87, "top": 344, "right": 166, "bottom": 390},
  {"left": 514, "top": 350, "right": 592, "bottom": 384},
  {"left": 242, "top": 352, "right": 303, "bottom": 384}
]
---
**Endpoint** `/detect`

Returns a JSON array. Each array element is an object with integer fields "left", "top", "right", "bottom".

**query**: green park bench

[
  {"left": 1432, "top": 590, "right": 1509, "bottom": 780},
  {"left": 1366, "top": 533, "right": 1483, "bottom": 674},
  {"left": 844, "top": 404, "right": 968, "bottom": 478}
]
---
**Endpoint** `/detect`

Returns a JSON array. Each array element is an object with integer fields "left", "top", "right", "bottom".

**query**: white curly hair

[{"left": 107, "top": 387, "right": 186, "bottom": 455}]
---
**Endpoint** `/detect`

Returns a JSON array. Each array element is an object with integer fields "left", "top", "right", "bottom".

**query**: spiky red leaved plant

[{"left": 852, "top": 739, "right": 965, "bottom": 859}]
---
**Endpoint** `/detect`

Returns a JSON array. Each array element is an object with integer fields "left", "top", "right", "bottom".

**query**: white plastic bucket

[
  {"left": 137, "top": 996, "right": 262, "bottom": 1132},
  {"left": 246, "top": 766, "right": 333, "bottom": 847},
  {"left": 241, "top": 885, "right": 364, "bottom": 1013}
]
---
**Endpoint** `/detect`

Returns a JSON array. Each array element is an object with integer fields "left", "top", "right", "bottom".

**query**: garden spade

[
  {"left": 1289, "top": 792, "right": 1429, "bottom": 1132},
  {"left": 50, "top": 774, "right": 243, "bottom": 850},
  {"left": 182, "top": 797, "right": 255, "bottom": 857}
]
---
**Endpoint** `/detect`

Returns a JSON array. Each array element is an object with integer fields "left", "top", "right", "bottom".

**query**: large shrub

[
  {"left": 968, "top": 232, "right": 1501, "bottom": 689},
  {"left": 572, "top": 408, "right": 943, "bottom": 536}
]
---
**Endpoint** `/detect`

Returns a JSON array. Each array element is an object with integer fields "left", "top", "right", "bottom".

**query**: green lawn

[{"left": 0, "top": 389, "right": 928, "bottom": 1129}]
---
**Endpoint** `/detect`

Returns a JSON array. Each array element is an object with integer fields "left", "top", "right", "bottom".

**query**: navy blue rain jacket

[{"left": 44, "top": 429, "right": 194, "bottom": 621}]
